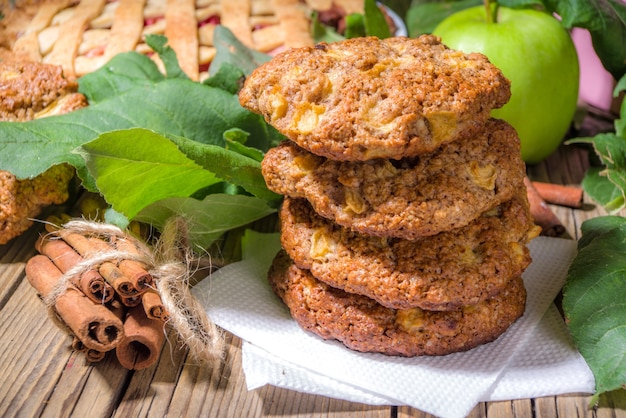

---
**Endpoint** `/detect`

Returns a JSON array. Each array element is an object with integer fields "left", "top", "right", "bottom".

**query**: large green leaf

[
  {"left": 563, "top": 216, "right": 626, "bottom": 401},
  {"left": 75, "top": 129, "right": 221, "bottom": 219},
  {"left": 134, "top": 194, "right": 277, "bottom": 251},
  {"left": 0, "top": 78, "right": 275, "bottom": 187}
]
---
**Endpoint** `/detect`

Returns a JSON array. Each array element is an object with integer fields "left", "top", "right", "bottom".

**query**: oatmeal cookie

[
  {"left": 280, "top": 196, "right": 539, "bottom": 311},
  {"left": 268, "top": 251, "right": 527, "bottom": 356},
  {"left": 0, "top": 58, "right": 83, "bottom": 244},
  {"left": 240, "top": 35, "right": 511, "bottom": 161},
  {"left": 0, "top": 59, "right": 87, "bottom": 122},
  {"left": 263, "top": 118, "right": 526, "bottom": 239}
]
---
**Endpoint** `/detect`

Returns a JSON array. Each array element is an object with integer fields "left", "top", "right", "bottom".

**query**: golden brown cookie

[
  {"left": 0, "top": 59, "right": 87, "bottom": 122},
  {"left": 0, "top": 58, "right": 82, "bottom": 244},
  {"left": 280, "top": 195, "right": 539, "bottom": 311},
  {"left": 240, "top": 35, "right": 511, "bottom": 161},
  {"left": 263, "top": 118, "right": 526, "bottom": 239},
  {"left": 268, "top": 251, "right": 527, "bottom": 357}
]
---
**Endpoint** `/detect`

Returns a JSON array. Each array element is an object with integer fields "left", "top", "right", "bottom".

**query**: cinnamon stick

[
  {"left": 142, "top": 289, "right": 169, "bottom": 322},
  {"left": 119, "top": 293, "right": 142, "bottom": 307},
  {"left": 531, "top": 181, "right": 583, "bottom": 208},
  {"left": 35, "top": 236, "right": 114, "bottom": 304},
  {"left": 113, "top": 237, "right": 154, "bottom": 292},
  {"left": 97, "top": 259, "right": 138, "bottom": 297},
  {"left": 115, "top": 305, "right": 166, "bottom": 370},
  {"left": 25, "top": 255, "right": 125, "bottom": 352},
  {"left": 46, "top": 227, "right": 139, "bottom": 297},
  {"left": 71, "top": 336, "right": 106, "bottom": 363},
  {"left": 524, "top": 177, "right": 566, "bottom": 237}
]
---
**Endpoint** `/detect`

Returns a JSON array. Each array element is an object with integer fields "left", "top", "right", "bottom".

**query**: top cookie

[{"left": 239, "top": 35, "right": 511, "bottom": 161}]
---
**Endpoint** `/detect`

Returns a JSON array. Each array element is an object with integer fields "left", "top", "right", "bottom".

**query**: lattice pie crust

[{"left": 1, "top": 0, "right": 366, "bottom": 80}]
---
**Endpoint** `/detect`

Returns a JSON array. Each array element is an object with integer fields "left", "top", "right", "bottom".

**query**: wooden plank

[
  {"left": 0, "top": 225, "right": 41, "bottom": 308},
  {"left": 167, "top": 333, "right": 262, "bottom": 416},
  {"left": 46, "top": 352, "right": 130, "bottom": 417},
  {"left": 555, "top": 394, "right": 594, "bottom": 418},
  {"left": 485, "top": 400, "right": 532, "bottom": 418},
  {"left": 534, "top": 396, "right": 560, "bottom": 418},
  {"left": 0, "top": 277, "right": 73, "bottom": 417}
]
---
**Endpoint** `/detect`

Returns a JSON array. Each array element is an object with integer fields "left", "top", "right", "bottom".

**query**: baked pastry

[
  {"left": 0, "top": 58, "right": 82, "bottom": 244},
  {"left": 239, "top": 35, "right": 511, "bottom": 161},
  {"left": 0, "top": 59, "right": 88, "bottom": 121},
  {"left": 262, "top": 118, "right": 526, "bottom": 239},
  {"left": 0, "top": 0, "right": 381, "bottom": 81},
  {"left": 268, "top": 250, "right": 527, "bottom": 357},
  {"left": 280, "top": 195, "right": 539, "bottom": 310}
]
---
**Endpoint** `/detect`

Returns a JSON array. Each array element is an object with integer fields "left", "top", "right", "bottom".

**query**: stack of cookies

[{"left": 239, "top": 35, "right": 541, "bottom": 356}]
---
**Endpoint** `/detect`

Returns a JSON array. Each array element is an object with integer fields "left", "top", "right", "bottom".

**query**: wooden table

[{"left": 2, "top": 126, "right": 626, "bottom": 417}]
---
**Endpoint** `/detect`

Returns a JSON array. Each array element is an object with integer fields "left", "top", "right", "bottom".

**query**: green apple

[{"left": 433, "top": 4, "right": 579, "bottom": 164}]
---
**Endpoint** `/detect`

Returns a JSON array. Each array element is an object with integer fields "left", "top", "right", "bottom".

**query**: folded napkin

[{"left": 193, "top": 233, "right": 595, "bottom": 418}]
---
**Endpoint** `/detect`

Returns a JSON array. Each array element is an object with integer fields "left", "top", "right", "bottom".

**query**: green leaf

[
  {"left": 134, "top": 194, "right": 277, "bottom": 251},
  {"left": 210, "top": 26, "right": 271, "bottom": 77},
  {"left": 345, "top": 13, "right": 367, "bottom": 39},
  {"left": 203, "top": 62, "right": 245, "bottom": 94},
  {"left": 364, "top": 0, "right": 393, "bottom": 38},
  {"left": 103, "top": 207, "right": 131, "bottom": 230},
  {"left": 241, "top": 229, "right": 281, "bottom": 270},
  {"left": 78, "top": 52, "right": 166, "bottom": 103},
  {"left": 580, "top": 167, "right": 625, "bottom": 214},
  {"left": 75, "top": 128, "right": 221, "bottom": 219},
  {"left": 498, "top": 0, "right": 546, "bottom": 8},
  {"left": 168, "top": 134, "right": 281, "bottom": 203},
  {"left": 224, "top": 128, "right": 266, "bottom": 162},
  {"left": 0, "top": 78, "right": 277, "bottom": 185},
  {"left": 577, "top": 215, "right": 626, "bottom": 249},
  {"left": 567, "top": 133, "right": 626, "bottom": 213},
  {"left": 563, "top": 216, "right": 626, "bottom": 401},
  {"left": 144, "top": 34, "right": 191, "bottom": 80},
  {"left": 406, "top": 0, "right": 482, "bottom": 37}
]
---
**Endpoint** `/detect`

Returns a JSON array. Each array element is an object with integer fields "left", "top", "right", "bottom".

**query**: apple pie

[{"left": 0, "top": 0, "right": 392, "bottom": 81}]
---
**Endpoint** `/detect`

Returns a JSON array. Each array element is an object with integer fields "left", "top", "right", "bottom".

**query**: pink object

[{"left": 572, "top": 27, "right": 615, "bottom": 111}]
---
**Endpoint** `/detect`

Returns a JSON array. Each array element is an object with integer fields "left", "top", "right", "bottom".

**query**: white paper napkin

[{"left": 193, "top": 233, "right": 595, "bottom": 418}]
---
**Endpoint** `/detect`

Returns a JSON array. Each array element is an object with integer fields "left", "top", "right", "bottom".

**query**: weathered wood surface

[{"left": 1, "top": 139, "right": 626, "bottom": 418}]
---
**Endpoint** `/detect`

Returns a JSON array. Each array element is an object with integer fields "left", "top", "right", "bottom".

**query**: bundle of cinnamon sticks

[{"left": 25, "top": 217, "right": 169, "bottom": 370}]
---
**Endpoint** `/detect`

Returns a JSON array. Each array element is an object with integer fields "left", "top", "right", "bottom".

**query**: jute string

[{"left": 42, "top": 217, "right": 224, "bottom": 364}]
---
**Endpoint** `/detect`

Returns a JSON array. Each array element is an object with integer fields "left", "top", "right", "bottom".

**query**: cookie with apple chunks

[
  {"left": 239, "top": 35, "right": 511, "bottom": 161},
  {"left": 268, "top": 251, "right": 527, "bottom": 357},
  {"left": 279, "top": 195, "right": 539, "bottom": 311},
  {"left": 262, "top": 118, "right": 526, "bottom": 239}
]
